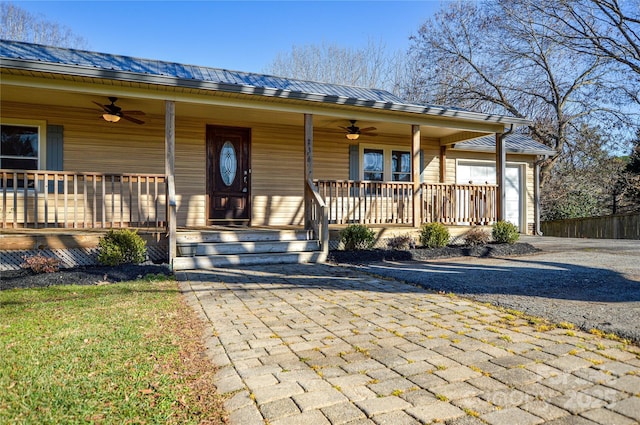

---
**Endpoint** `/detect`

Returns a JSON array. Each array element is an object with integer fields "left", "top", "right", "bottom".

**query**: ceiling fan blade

[
  {"left": 360, "top": 127, "right": 377, "bottom": 132},
  {"left": 122, "top": 115, "right": 145, "bottom": 125},
  {"left": 122, "top": 110, "right": 145, "bottom": 116},
  {"left": 92, "top": 101, "right": 108, "bottom": 111},
  {"left": 361, "top": 132, "right": 378, "bottom": 137}
]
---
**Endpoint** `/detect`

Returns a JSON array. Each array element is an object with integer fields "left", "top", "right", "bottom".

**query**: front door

[{"left": 206, "top": 125, "right": 251, "bottom": 223}]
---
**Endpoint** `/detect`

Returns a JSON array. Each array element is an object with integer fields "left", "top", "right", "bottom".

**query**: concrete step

[
  {"left": 194, "top": 240, "right": 319, "bottom": 256},
  {"left": 173, "top": 251, "right": 327, "bottom": 270},
  {"left": 176, "top": 229, "right": 312, "bottom": 244}
]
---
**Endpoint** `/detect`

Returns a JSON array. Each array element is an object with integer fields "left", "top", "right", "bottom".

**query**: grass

[{"left": 0, "top": 277, "right": 226, "bottom": 425}]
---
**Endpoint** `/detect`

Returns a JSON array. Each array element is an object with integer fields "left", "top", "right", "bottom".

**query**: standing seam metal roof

[
  {"left": 0, "top": 39, "right": 405, "bottom": 104},
  {"left": 454, "top": 133, "right": 556, "bottom": 156}
]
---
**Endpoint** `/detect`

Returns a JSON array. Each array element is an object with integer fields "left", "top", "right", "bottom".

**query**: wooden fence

[{"left": 541, "top": 213, "right": 640, "bottom": 239}]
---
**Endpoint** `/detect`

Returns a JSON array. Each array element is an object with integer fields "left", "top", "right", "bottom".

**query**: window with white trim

[
  {"left": 360, "top": 144, "right": 412, "bottom": 182},
  {"left": 1, "top": 124, "right": 39, "bottom": 170}
]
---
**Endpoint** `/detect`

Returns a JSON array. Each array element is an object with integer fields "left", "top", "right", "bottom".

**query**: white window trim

[
  {"left": 0, "top": 118, "right": 47, "bottom": 170},
  {"left": 359, "top": 143, "right": 411, "bottom": 182}
]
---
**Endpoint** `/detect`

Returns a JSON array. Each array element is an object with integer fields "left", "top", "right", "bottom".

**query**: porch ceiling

[{"left": 1, "top": 73, "right": 496, "bottom": 141}]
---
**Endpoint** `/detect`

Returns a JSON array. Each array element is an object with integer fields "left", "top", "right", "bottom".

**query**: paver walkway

[{"left": 178, "top": 264, "right": 640, "bottom": 425}]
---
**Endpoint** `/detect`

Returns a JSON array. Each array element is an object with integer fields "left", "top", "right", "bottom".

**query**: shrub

[
  {"left": 340, "top": 224, "right": 376, "bottom": 250},
  {"left": 97, "top": 229, "right": 147, "bottom": 266},
  {"left": 463, "top": 227, "right": 490, "bottom": 246},
  {"left": 492, "top": 221, "right": 520, "bottom": 244},
  {"left": 21, "top": 253, "right": 60, "bottom": 273},
  {"left": 386, "top": 234, "right": 415, "bottom": 250},
  {"left": 419, "top": 223, "right": 450, "bottom": 248}
]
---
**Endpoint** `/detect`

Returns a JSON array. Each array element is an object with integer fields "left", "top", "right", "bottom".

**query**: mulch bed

[
  {"left": 1, "top": 263, "right": 171, "bottom": 291},
  {"left": 2, "top": 243, "right": 538, "bottom": 290},
  {"left": 328, "top": 242, "right": 539, "bottom": 264}
]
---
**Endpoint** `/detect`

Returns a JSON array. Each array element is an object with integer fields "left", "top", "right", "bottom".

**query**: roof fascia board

[{"left": 1, "top": 58, "right": 532, "bottom": 127}]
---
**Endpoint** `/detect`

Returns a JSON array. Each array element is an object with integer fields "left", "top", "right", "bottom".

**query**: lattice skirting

[{"left": 0, "top": 246, "right": 167, "bottom": 271}]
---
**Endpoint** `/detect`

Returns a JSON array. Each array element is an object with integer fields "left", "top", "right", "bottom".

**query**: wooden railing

[
  {"left": 315, "top": 179, "right": 414, "bottom": 225},
  {"left": 1, "top": 169, "right": 167, "bottom": 229},
  {"left": 306, "top": 179, "right": 329, "bottom": 256},
  {"left": 314, "top": 180, "right": 497, "bottom": 226},
  {"left": 422, "top": 183, "right": 497, "bottom": 225}
]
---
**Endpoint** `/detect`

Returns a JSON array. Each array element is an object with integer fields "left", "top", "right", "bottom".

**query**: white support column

[
  {"left": 304, "top": 113, "right": 313, "bottom": 230},
  {"left": 165, "top": 100, "right": 176, "bottom": 266},
  {"left": 496, "top": 132, "right": 506, "bottom": 222},
  {"left": 412, "top": 125, "right": 421, "bottom": 227}
]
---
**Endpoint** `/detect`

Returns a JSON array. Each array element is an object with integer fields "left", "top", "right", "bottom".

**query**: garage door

[{"left": 457, "top": 162, "right": 522, "bottom": 231}]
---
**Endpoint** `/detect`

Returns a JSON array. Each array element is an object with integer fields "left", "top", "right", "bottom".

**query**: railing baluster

[{"left": 43, "top": 172, "right": 49, "bottom": 228}]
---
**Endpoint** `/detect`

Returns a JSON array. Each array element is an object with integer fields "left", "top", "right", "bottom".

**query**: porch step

[
  {"left": 173, "top": 229, "right": 325, "bottom": 270},
  {"left": 173, "top": 251, "right": 325, "bottom": 269}
]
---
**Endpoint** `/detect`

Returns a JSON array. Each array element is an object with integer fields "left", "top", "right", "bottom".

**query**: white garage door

[{"left": 457, "top": 162, "right": 522, "bottom": 231}]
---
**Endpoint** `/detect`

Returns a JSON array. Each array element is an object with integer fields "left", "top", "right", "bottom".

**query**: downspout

[
  {"left": 534, "top": 155, "right": 548, "bottom": 236},
  {"left": 497, "top": 124, "right": 514, "bottom": 222}
]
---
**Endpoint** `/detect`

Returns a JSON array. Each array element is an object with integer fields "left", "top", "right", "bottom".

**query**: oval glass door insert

[{"left": 220, "top": 141, "right": 237, "bottom": 186}]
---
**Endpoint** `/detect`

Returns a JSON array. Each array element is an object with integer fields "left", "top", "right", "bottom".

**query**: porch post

[
  {"left": 304, "top": 113, "right": 313, "bottom": 230},
  {"left": 496, "top": 132, "right": 506, "bottom": 222},
  {"left": 412, "top": 125, "right": 421, "bottom": 226},
  {"left": 165, "top": 100, "right": 176, "bottom": 267},
  {"left": 439, "top": 146, "right": 447, "bottom": 183}
]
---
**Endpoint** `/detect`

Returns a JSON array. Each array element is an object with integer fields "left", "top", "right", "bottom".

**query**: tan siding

[
  {"left": 421, "top": 137, "right": 440, "bottom": 183},
  {"left": 251, "top": 125, "right": 304, "bottom": 225}
]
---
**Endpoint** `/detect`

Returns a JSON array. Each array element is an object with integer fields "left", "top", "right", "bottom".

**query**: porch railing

[
  {"left": 422, "top": 183, "right": 497, "bottom": 225},
  {"left": 306, "top": 178, "right": 329, "bottom": 256},
  {"left": 1, "top": 169, "right": 167, "bottom": 229},
  {"left": 314, "top": 179, "right": 414, "bottom": 225},
  {"left": 314, "top": 179, "right": 498, "bottom": 226}
]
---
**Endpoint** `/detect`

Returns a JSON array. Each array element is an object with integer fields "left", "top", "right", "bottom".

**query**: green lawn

[{"left": 0, "top": 277, "right": 226, "bottom": 424}]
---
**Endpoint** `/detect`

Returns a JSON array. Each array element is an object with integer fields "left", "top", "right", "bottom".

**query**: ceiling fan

[
  {"left": 339, "top": 120, "right": 377, "bottom": 140},
  {"left": 92, "top": 97, "right": 145, "bottom": 125}
]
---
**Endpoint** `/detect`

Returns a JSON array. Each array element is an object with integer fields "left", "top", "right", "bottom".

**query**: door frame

[
  {"left": 455, "top": 159, "right": 526, "bottom": 231},
  {"left": 205, "top": 125, "right": 251, "bottom": 224}
]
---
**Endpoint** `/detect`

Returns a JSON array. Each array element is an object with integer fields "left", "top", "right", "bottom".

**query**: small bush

[
  {"left": 420, "top": 223, "right": 450, "bottom": 248},
  {"left": 340, "top": 224, "right": 376, "bottom": 250},
  {"left": 492, "top": 221, "right": 520, "bottom": 244},
  {"left": 463, "top": 227, "right": 490, "bottom": 246},
  {"left": 97, "top": 229, "right": 147, "bottom": 266},
  {"left": 386, "top": 234, "right": 415, "bottom": 250},
  {"left": 21, "top": 253, "right": 60, "bottom": 273}
]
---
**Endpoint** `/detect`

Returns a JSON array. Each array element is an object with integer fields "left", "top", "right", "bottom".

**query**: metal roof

[
  {"left": 453, "top": 133, "right": 556, "bottom": 156},
  {"left": 0, "top": 39, "right": 531, "bottom": 127}
]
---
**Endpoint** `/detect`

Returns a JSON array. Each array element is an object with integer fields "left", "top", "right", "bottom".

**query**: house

[{"left": 0, "top": 40, "right": 555, "bottom": 269}]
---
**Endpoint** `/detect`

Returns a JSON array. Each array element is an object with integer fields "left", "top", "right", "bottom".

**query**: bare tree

[
  {"left": 406, "top": 0, "right": 632, "bottom": 185},
  {"left": 264, "top": 39, "right": 406, "bottom": 93},
  {"left": 0, "top": 1, "right": 87, "bottom": 48}
]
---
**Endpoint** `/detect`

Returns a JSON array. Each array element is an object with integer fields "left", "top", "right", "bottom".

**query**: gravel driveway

[{"left": 350, "top": 236, "right": 640, "bottom": 344}]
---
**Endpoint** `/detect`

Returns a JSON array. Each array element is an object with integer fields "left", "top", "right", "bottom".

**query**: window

[
  {"left": 1, "top": 124, "right": 39, "bottom": 170},
  {"left": 363, "top": 148, "right": 383, "bottom": 181},
  {"left": 359, "top": 145, "right": 413, "bottom": 182},
  {"left": 392, "top": 150, "right": 411, "bottom": 181}
]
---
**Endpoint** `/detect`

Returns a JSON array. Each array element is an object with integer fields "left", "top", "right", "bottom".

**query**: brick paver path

[{"left": 178, "top": 264, "right": 640, "bottom": 425}]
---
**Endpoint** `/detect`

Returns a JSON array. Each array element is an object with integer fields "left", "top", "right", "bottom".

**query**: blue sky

[{"left": 17, "top": 1, "right": 442, "bottom": 73}]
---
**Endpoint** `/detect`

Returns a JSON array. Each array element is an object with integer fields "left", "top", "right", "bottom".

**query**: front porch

[{"left": 0, "top": 169, "right": 501, "bottom": 269}]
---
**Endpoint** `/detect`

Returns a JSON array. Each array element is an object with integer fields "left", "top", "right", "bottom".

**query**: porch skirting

[{"left": 0, "top": 246, "right": 167, "bottom": 271}]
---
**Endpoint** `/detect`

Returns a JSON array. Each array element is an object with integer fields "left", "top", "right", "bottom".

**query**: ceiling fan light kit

[
  {"left": 102, "top": 113, "right": 121, "bottom": 123},
  {"left": 340, "top": 120, "right": 377, "bottom": 141},
  {"left": 93, "top": 97, "right": 145, "bottom": 125}
]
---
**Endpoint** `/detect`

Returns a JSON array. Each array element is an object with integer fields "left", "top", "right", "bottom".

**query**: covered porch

[{"left": 0, "top": 40, "right": 532, "bottom": 268}]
